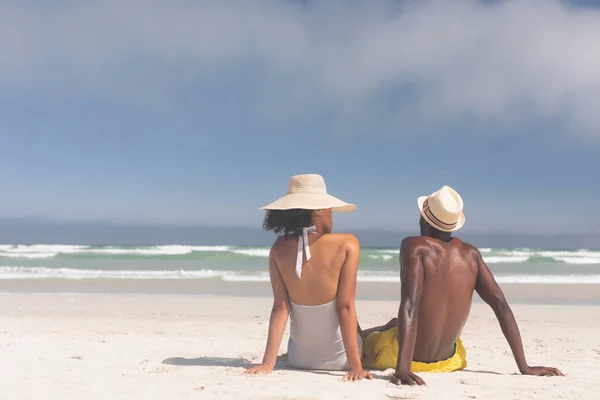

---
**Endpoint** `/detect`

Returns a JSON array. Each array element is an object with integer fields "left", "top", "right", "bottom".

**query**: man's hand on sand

[
  {"left": 244, "top": 364, "right": 273, "bottom": 375},
  {"left": 390, "top": 371, "right": 425, "bottom": 386},
  {"left": 521, "top": 366, "right": 565, "bottom": 377},
  {"left": 343, "top": 368, "right": 373, "bottom": 382}
]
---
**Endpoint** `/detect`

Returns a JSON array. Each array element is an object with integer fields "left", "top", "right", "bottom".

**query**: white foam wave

[
  {"left": 191, "top": 246, "right": 230, "bottom": 252},
  {"left": 376, "top": 250, "right": 399, "bottom": 254},
  {"left": 368, "top": 254, "right": 394, "bottom": 261},
  {"left": 495, "top": 275, "right": 600, "bottom": 284},
  {"left": 1, "top": 267, "right": 600, "bottom": 284},
  {"left": 0, "top": 244, "right": 599, "bottom": 264},
  {"left": 554, "top": 257, "right": 600, "bottom": 265},
  {"left": 482, "top": 249, "right": 600, "bottom": 265},
  {"left": 0, "top": 266, "right": 231, "bottom": 280},
  {"left": 0, "top": 244, "right": 233, "bottom": 258},
  {"left": 0, "top": 245, "right": 88, "bottom": 253},
  {"left": 229, "top": 249, "right": 270, "bottom": 257},
  {"left": 222, "top": 274, "right": 270, "bottom": 282},
  {"left": 88, "top": 245, "right": 196, "bottom": 256},
  {"left": 0, "top": 245, "right": 87, "bottom": 259},
  {"left": 483, "top": 256, "right": 530, "bottom": 264},
  {"left": 0, "top": 252, "right": 59, "bottom": 259}
]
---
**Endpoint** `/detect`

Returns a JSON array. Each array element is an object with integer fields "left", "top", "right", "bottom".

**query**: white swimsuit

[{"left": 285, "top": 226, "right": 362, "bottom": 370}]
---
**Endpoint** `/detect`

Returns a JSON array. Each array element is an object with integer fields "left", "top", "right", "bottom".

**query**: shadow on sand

[
  {"left": 162, "top": 354, "right": 289, "bottom": 370},
  {"left": 163, "top": 355, "right": 395, "bottom": 381},
  {"left": 162, "top": 356, "right": 511, "bottom": 381},
  {"left": 163, "top": 356, "right": 254, "bottom": 368},
  {"left": 462, "top": 369, "right": 510, "bottom": 376}
]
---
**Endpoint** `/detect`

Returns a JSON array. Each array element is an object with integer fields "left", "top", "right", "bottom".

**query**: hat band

[{"left": 422, "top": 199, "right": 457, "bottom": 230}]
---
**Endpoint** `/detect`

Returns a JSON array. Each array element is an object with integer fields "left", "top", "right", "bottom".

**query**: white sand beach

[{"left": 1, "top": 293, "right": 599, "bottom": 400}]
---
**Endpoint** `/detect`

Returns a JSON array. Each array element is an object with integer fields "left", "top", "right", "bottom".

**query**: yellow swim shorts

[{"left": 363, "top": 327, "right": 467, "bottom": 372}]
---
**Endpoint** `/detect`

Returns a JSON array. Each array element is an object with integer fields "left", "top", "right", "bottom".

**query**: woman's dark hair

[{"left": 263, "top": 209, "right": 313, "bottom": 238}]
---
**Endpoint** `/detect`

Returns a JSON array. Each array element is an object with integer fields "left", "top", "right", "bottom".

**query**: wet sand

[{"left": 2, "top": 279, "right": 600, "bottom": 304}]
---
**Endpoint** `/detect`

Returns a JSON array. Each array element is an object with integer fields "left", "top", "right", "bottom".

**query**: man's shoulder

[
  {"left": 400, "top": 235, "right": 431, "bottom": 250},
  {"left": 452, "top": 238, "right": 481, "bottom": 257}
]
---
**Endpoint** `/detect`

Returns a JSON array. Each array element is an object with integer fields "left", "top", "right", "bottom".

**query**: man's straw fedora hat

[
  {"left": 260, "top": 174, "right": 355, "bottom": 212},
  {"left": 417, "top": 186, "right": 465, "bottom": 232}
]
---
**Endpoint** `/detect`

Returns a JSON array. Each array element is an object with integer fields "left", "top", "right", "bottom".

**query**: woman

[{"left": 245, "top": 174, "right": 371, "bottom": 381}]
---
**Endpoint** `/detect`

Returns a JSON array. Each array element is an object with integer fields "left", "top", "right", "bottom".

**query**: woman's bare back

[{"left": 271, "top": 233, "right": 357, "bottom": 306}]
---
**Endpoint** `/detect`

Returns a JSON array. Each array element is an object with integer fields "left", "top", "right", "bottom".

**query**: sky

[{"left": 1, "top": 0, "right": 599, "bottom": 235}]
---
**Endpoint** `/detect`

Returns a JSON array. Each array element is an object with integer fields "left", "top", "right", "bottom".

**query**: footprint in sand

[{"left": 149, "top": 365, "right": 171, "bottom": 374}]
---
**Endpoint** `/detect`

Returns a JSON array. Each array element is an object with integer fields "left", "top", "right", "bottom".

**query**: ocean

[{"left": 1, "top": 244, "right": 600, "bottom": 284}]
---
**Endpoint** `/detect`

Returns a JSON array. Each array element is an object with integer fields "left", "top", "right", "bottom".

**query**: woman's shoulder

[{"left": 322, "top": 233, "right": 360, "bottom": 248}]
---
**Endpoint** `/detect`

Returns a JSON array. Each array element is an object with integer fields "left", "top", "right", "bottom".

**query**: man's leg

[
  {"left": 357, "top": 318, "right": 397, "bottom": 360},
  {"left": 359, "top": 318, "right": 398, "bottom": 340},
  {"left": 360, "top": 318, "right": 397, "bottom": 339}
]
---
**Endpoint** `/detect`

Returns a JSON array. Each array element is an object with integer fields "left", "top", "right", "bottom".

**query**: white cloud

[{"left": 1, "top": 0, "right": 599, "bottom": 139}]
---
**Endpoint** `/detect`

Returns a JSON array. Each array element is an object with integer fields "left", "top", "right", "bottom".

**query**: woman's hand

[
  {"left": 343, "top": 368, "right": 373, "bottom": 382},
  {"left": 244, "top": 363, "right": 274, "bottom": 375}
]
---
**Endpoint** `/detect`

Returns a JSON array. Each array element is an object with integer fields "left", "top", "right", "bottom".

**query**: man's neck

[{"left": 423, "top": 232, "right": 453, "bottom": 242}]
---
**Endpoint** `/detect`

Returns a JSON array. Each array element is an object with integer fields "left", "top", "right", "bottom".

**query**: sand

[
  {"left": 4, "top": 279, "right": 600, "bottom": 304},
  {"left": 1, "top": 293, "right": 599, "bottom": 400}
]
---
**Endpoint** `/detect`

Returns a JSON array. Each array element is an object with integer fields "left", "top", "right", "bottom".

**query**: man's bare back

[{"left": 404, "top": 235, "right": 478, "bottom": 363}]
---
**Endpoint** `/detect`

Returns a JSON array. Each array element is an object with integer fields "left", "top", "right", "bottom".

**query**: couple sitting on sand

[{"left": 245, "top": 174, "right": 563, "bottom": 385}]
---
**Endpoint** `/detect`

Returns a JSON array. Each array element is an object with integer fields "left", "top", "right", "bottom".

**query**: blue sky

[{"left": 1, "top": 0, "right": 599, "bottom": 234}]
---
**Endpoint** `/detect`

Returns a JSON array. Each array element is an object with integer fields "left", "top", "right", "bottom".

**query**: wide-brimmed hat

[
  {"left": 260, "top": 174, "right": 355, "bottom": 212},
  {"left": 417, "top": 186, "right": 465, "bottom": 232}
]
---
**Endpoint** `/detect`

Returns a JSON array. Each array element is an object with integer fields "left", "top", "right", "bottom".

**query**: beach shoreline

[{"left": 2, "top": 279, "right": 600, "bottom": 304}]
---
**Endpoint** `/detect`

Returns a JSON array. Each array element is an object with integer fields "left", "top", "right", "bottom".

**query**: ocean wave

[
  {"left": 367, "top": 254, "right": 394, "bottom": 261},
  {"left": 494, "top": 275, "right": 600, "bottom": 284},
  {"left": 554, "top": 257, "right": 600, "bottom": 265},
  {"left": 0, "top": 244, "right": 233, "bottom": 259},
  {"left": 0, "top": 266, "right": 231, "bottom": 280},
  {"left": 229, "top": 249, "right": 271, "bottom": 257},
  {"left": 483, "top": 256, "right": 530, "bottom": 263},
  {"left": 2, "top": 266, "right": 599, "bottom": 284},
  {"left": 222, "top": 274, "right": 270, "bottom": 282},
  {"left": 371, "top": 248, "right": 600, "bottom": 265},
  {"left": 0, "top": 252, "right": 59, "bottom": 259},
  {"left": 86, "top": 245, "right": 197, "bottom": 256},
  {"left": 376, "top": 250, "right": 399, "bottom": 254},
  {"left": 0, "top": 244, "right": 599, "bottom": 265}
]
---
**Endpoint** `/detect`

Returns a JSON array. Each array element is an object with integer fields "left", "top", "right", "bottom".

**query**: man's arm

[
  {"left": 336, "top": 236, "right": 373, "bottom": 381},
  {"left": 245, "top": 248, "right": 289, "bottom": 374},
  {"left": 474, "top": 249, "right": 564, "bottom": 377},
  {"left": 392, "top": 238, "right": 426, "bottom": 385}
]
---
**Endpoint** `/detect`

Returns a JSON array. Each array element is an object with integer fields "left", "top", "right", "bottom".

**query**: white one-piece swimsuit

[{"left": 285, "top": 226, "right": 362, "bottom": 370}]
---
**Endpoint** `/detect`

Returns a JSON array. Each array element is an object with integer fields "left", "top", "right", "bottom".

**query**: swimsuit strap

[{"left": 296, "top": 225, "right": 318, "bottom": 278}]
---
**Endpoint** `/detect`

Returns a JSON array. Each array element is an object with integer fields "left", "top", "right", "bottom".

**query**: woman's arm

[
  {"left": 336, "top": 235, "right": 373, "bottom": 381},
  {"left": 245, "top": 248, "right": 290, "bottom": 374}
]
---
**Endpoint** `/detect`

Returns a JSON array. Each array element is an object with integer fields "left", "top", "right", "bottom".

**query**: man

[{"left": 361, "top": 186, "right": 563, "bottom": 385}]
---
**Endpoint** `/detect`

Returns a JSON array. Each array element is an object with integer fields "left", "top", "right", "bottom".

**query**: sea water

[{"left": 1, "top": 244, "right": 600, "bottom": 284}]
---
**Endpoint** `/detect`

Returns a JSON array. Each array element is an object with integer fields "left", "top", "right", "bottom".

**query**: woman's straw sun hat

[
  {"left": 417, "top": 186, "right": 465, "bottom": 232},
  {"left": 260, "top": 174, "right": 355, "bottom": 212}
]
